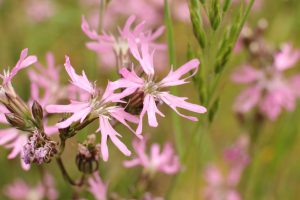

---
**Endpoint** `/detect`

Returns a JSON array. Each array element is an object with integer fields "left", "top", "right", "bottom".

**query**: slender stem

[
  {"left": 98, "top": 0, "right": 106, "bottom": 32},
  {"left": 56, "top": 157, "right": 78, "bottom": 186},
  {"left": 56, "top": 157, "right": 86, "bottom": 187},
  {"left": 164, "top": 0, "right": 184, "bottom": 158}
]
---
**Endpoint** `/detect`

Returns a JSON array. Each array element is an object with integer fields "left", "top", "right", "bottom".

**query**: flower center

[{"left": 143, "top": 80, "right": 159, "bottom": 94}]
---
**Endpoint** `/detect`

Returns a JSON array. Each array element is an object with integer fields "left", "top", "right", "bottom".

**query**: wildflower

[
  {"left": 25, "top": 0, "right": 55, "bottom": 23},
  {"left": 28, "top": 52, "right": 86, "bottom": 106},
  {"left": 46, "top": 56, "right": 139, "bottom": 161},
  {"left": 203, "top": 135, "right": 249, "bottom": 200},
  {"left": 0, "top": 48, "right": 37, "bottom": 99},
  {"left": 81, "top": 15, "right": 165, "bottom": 70},
  {"left": 124, "top": 138, "right": 180, "bottom": 175},
  {"left": 112, "top": 39, "right": 206, "bottom": 135},
  {"left": 4, "top": 172, "right": 58, "bottom": 200},
  {"left": 87, "top": 172, "right": 107, "bottom": 200},
  {"left": 232, "top": 43, "right": 300, "bottom": 120}
]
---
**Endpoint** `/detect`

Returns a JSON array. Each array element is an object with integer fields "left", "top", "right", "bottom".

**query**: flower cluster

[
  {"left": 45, "top": 16, "right": 206, "bottom": 162},
  {"left": 0, "top": 8, "right": 205, "bottom": 200},
  {"left": 232, "top": 43, "right": 300, "bottom": 120}
]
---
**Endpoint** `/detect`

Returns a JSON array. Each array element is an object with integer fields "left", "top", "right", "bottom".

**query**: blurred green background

[{"left": 0, "top": 0, "right": 300, "bottom": 199}]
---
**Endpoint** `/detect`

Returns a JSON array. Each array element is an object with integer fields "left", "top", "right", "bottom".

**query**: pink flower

[
  {"left": 274, "top": 43, "right": 300, "bottom": 71},
  {"left": 81, "top": 15, "right": 165, "bottom": 70},
  {"left": 4, "top": 172, "right": 58, "bottom": 200},
  {"left": 112, "top": 40, "right": 206, "bottom": 135},
  {"left": 124, "top": 138, "right": 180, "bottom": 175},
  {"left": 29, "top": 52, "right": 88, "bottom": 107},
  {"left": 87, "top": 172, "right": 107, "bottom": 200},
  {"left": 4, "top": 179, "right": 44, "bottom": 200},
  {"left": 1, "top": 48, "right": 37, "bottom": 88},
  {"left": 0, "top": 105, "right": 30, "bottom": 170},
  {"left": 223, "top": 135, "right": 250, "bottom": 187},
  {"left": 232, "top": 43, "right": 300, "bottom": 120},
  {"left": 203, "top": 135, "right": 249, "bottom": 200},
  {"left": 46, "top": 56, "right": 139, "bottom": 161},
  {"left": 25, "top": 0, "right": 55, "bottom": 23}
]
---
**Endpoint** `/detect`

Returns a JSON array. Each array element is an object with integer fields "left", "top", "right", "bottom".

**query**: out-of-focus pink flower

[
  {"left": 274, "top": 43, "right": 300, "bottom": 71},
  {"left": 25, "top": 0, "right": 55, "bottom": 23},
  {"left": 29, "top": 52, "right": 88, "bottom": 107},
  {"left": 223, "top": 135, "right": 250, "bottom": 187},
  {"left": 173, "top": 1, "right": 190, "bottom": 23},
  {"left": 4, "top": 172, "right": 58, "bottom": 200},
  {"left": 203, "top": 135, "right": 249, "bottom": 200},
  {"left": 87, "top": 172, "right": 107, "bottom": 200},
  {"left": 124, "top": 138, "right": 180, "bottom": 175},
  {"left": 0, "top": 105, "right": 30, "bottom": 170},
  {"left": 46, "top": 56, "right": 139, "bottom": 161},
  {"left": 141, "top": 192, "right": 164, "bottom": 200},
  {"left": 232, "top": 43, "right": 300, "bottom": 120},
  {"left": 42, "top": 172, "right": 59, "bottom": 200},
  {"left": 112, "top": 39, "right": 206, "bottom": 135},
  {"left": 82, "top": 15, "right": 165, "bottom": 70}
]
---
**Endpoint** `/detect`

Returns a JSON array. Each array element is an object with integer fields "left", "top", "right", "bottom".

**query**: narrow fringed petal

[
  {"left": 159, "top": 92, "right": 206, "bottom": 121},
  {"left": 3, "top": 48, "right": 37, "bottom": 84},
  {"left": 64, "top": 56, "right": 95, "bottom": 95},
  {"left": 234, "top": 86, "right": 261, "bottom": 113},
  {"left": 159, "top": 59, "right": 199, "bottom": 87},
  {"left": 231, "top": 65, "right": 262, "bottom": 84},
  {"left": 98, "top": 116, "right": 131, "bottom": 161}
]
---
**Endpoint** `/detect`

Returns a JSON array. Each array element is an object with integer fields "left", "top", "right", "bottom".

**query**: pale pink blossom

[
  {"left": 80, "top": 0, "right": 164, "bottom": 30},
  {"left": 124, "top": 138, "right": 180, "bottom": 175},
  {"left": 25, "top": 0, "right": 55, "bottom": 23},
  {"left": 112, "top": 39, "right": 206, "bottom": 135},
  {"left": 1, "top": 48, "right": 37, "bottom": 90},
  {"left": 46, "top": 56, "right": 139, "bottom": 161},
  {"left": 274, "top": 43, "right": 300, "bottom": 71},
  {"left": 203, "top": 135, "right": 249, "bottom": 200},
  {"left": 82, "top": 15, "right": 165, "bottom": 70},
  {"left": 173, "top": 1, "right": 190, "bottom": 23},
  {"left": 4, "top": 172, "right": 58, "bottom": 200},
  {"left": 87, "top": 172, "right": 107, "bottom": 200},
  {"left": 28, "top": 52, "right": 88, "bottom": 107},
  {"left": 232, "top": 44, "right": 300, "bottom": 120}
]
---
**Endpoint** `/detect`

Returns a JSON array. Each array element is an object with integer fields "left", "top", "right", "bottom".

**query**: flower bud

[
  {"left": 32, "top": 100, "right": 44, "bottom": 128},
  {"left": 5, "top": 113, "right": 27, "bottom": 128},
  {"left": 75, "top": 134, "right": 100, "bottom": 174}
]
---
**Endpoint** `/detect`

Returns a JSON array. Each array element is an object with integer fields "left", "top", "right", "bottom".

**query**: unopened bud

[
  {"left": 75, "top": 135, "right": 100, "bottom": 174},
  {"left": 5, "top": 113, "right": 26, "bottom": 128},
  {"left": 5, "top": 92, "right": 31, "bottom": 117},
  {"left": 32, "top": 100, "right": 43, "bottom": 125}
]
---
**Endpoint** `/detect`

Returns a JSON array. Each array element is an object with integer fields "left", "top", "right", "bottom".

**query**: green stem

[
  {"left": 98, "top": 0, "right": 107, "bottom": 32},
  {"left": 164, "top": 0, "right": 184, "bottom": 159},
  {"left": 56, "top": 157, "right": 85, "bottom": 187}
]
